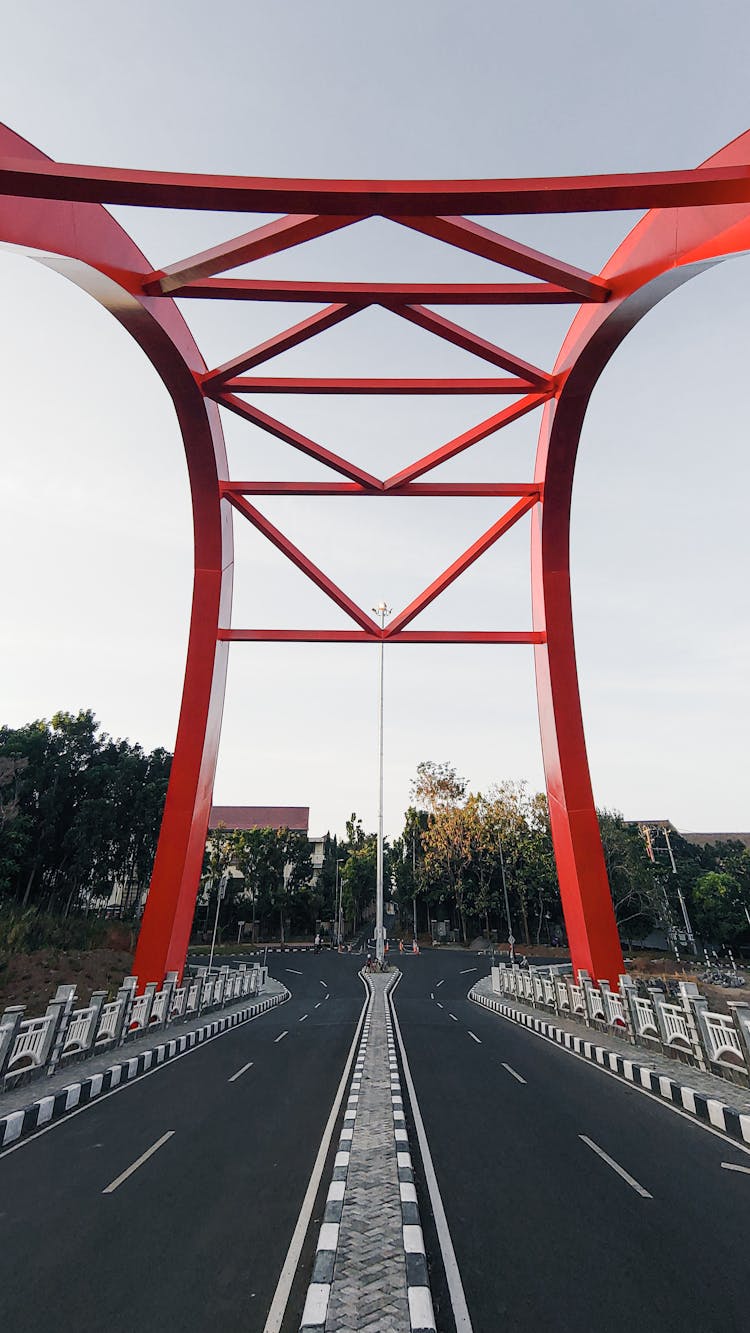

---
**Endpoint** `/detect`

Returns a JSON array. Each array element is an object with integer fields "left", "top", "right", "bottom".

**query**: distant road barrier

[
  {"left": 0, "top": 962, "right": 267, "bottom": 1089},
  {"left": 491, "top": 965, "right": 750, "bottom": 1085}
]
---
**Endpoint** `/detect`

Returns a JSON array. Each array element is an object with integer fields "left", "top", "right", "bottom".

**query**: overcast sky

[{"left": 1, "top": 1, "right": 748, "bottom": 839}]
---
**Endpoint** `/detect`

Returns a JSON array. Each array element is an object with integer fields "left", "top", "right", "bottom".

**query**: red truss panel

[{"left": 4, "top": 120, "right": 750, "bottom": 989}]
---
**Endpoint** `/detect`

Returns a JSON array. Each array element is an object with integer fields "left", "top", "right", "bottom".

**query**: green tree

[{"left": 691, "top": 871, "right": 750, "bottom": 945}]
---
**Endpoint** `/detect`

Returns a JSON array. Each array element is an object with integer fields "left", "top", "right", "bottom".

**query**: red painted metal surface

[{"left": 3, "top": 124, "right": 750, "bottom": 986}]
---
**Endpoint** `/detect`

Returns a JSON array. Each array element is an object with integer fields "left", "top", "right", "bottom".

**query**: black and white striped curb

[
  {"left": 470, "top": 987, "right": 750, "bottom": 1147},
  {"left": 299, "top": 984, "right": 373, "bottom": 1332},
  {"left": 1, "top": 988, "right": 289, "bottom": 1150},
  {"left": 385, "top": 987, "right": 436, "bottom": 1333}
]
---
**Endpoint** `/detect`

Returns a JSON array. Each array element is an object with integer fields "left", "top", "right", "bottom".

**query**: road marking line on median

[
  {"left": 501, "top": 1063, "right": 526, "bottom": 1084},
  {"left": 459, "top": 968, "right": 478, "bottom": 975},
  {"left": 285, "top": 968, "right": 303, "bottom": 975},
  {"left": 263, "top": 978, "right": 369, "bottom": 1333},
  {"left": 299, "top": 1014, "right": 308, "bottom": 1022},
  {"left": 389, "top": 980, "right": 473, "bottom": 1333},
  {"left": 722, "top": 1161, "right": 750, "bottom": 1174},
  {"left": 467, "top": 1031, "right": 481, "bottom": 1044},
  {"left": 435, "top": 979, "right": 444, "bottom": 988},
  {"left": 228, "top": 1062, "right": 254, "bottom": 1083},
  {"left": 579, "top": 1135, "right": 652, "bottom": 1197},
  {"left": 275, "top": 1031, "right": 288, "bottom": 1043},
  {"left": 102, "top": 1131, "right": 175, "bottom": 1194}
]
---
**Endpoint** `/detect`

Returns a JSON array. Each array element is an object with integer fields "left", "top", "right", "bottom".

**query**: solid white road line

[
  {"left": 501, "top": 1063, "right": 526, "bottom": 1084},
  {"left": 285, "top": 968, "right": 303, "bottom": 975},
  {"left": 389, "top": 985, "right": 474, "bottom": 1333},
  {"left": 449, "top": 1014, "right": 458, "bottom": 1022},
  {"left": 579, "top": 1135, "right": 652, "bottom": 1198},
  {"left": 102, "top": 1131, "right": 175, "bottom": 1194},
  {"left": 263, "top": 978, "right": 370, "bottom": 1333},
  {"left": 299, "top": 1014, "right": 308, "bottom": 1022},
  {"left": 435, "top": 979, "right": 444, "bottom": 988},
  {"left": 228, "top": 1061, "right": 254, "bottom": 1083},
  {"left": 459, "top": 968, "right": 478, "bottom": 975},
  {"left": 721, "top": 1161, "right": 750, "bottom": 1174},
  {"left": 275, "top": 1031, "right": 288, "bottom": 1043},
  {"left": 467, "top": 1031, "right": 481, "bottom": 1044}
]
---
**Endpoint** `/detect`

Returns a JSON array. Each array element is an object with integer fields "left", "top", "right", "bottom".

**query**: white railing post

[
  {"left": 617, "top": 974, "right": 638, "bottom": 1044},
  {"left": 646, "top": 986, "right": 670, "bottom": 1047},
  {"left": 45, "top": 985, "right": 78, "bottom": 1075},
  {"left": 0, "top": 1006, "right": 25, "bottom": 1078},
  {"left": 728, "top": 1001, "right": 750, "bottom": 1074},
  {"left": 114, "top": 978, "right": 138, "bottom": 1046},
  {"left": 677, "top": 981, "right": 708, "bottom": 1073},
  {"left": 77, "top": 990, "right": 108, "bottom": 1058}
]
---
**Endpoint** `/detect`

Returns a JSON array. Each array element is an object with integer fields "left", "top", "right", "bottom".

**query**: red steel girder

[
  {"left": 167, "top": 279, "right": 594, "bottom": 304},
  {"left": 202, "top": 302, "right": 357, "bottom": 388},
  {"left": 5, "top": 155, "right": 750, "bottom": 214},
  {"left": 392, "top": 303, "right": 551, "bottom": 385},
  {"left": 144, "top": 214, "right": 361, "bottom": 293},
  {"left": 385, "top": 392, "right": 552, "bottom": 488},
  {"left": 386, "top": 495, "right": 538, "bottom": 635},
  {"left": 221, "top": 482, "right": 542, "bottom": 497},
  {"left": 218, "top": 629, "right": 546, "bottom": 643},
  {"left": 226, "top": 493, "right": 381, "bottom": 633},
  {"left": 393, "top": 215, "right": 608, "bottom": 301},
  {"left": 219, "top": 376, "right": 535, "bottom": 394},
  {"left": 215, "top": 393, "right": 383, "bottom": 489}
]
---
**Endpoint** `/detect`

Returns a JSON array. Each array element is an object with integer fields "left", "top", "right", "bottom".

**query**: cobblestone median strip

[
  {"left": 300, "top": 972, "right": 435, "bottom": 1333},
  {"left": 469, "top": 982, "right": 750, "bottom": 1147},
  {"left": 0, "top": 987, "right": 290, "bottom": 1150}
]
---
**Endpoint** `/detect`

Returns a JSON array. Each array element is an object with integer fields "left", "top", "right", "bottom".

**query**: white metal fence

[
  {"left": 0, "top": 961, "right": 266, "bottom": 1086},
  {"left": 491, "top": 964, "right": 750, "bottom": 1085}
]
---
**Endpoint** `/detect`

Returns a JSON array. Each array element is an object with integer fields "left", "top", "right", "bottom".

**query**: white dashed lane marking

[
  {"left": 579, "top": 1135, "right": 652, "bottom": 1198},
  {"left": 299, "top": 1014, "right": 308, "bottom": 1022},
  {"left": 501, "top": 1063, "right": 526, "bottom": 1084},
  {"left": 435, "top": 980, "right": 444, "bottom": 988},
  {"left": 102, "top": 1131, "right": 175, "bottom": 1194},
  {"left": 275, "top": 1031, "right": 289, "bottom": 1043},
  {"left": 467, "top": 1031, "right": 481, "bottom": 1044},
  {"left": 459, "top": 968, "right": 478, "bottom": 975},
  {"left": 319, "top": 980, "right": 328, "bottom": 987},
  {"left": 449, "top": 1014, "right": 458, "bottom": 1022},
  {"left": 436, "top": 1002, "right": 444, "bottom": 1009},
  {"left": 285, "top": 969, "right": 303, "bottom": 975},
  {"left": 228, "top": 1061, "right": 253, "bottom": 1083}
]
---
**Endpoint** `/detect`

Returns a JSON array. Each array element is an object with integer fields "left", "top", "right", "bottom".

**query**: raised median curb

[
  {"left": 0, "top": 987, "right": 289, "bottom": 1150},
  {"left": 470, "top": 985, "right": 750, "bottom": 1147},
  {"left": 300, "top": 970, "right": 435, "bottom": 1333}
]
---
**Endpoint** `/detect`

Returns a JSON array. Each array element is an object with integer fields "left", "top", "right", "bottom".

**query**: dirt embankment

[{"left": 0, "top": 948, "right": 134, "bottom": 1013}]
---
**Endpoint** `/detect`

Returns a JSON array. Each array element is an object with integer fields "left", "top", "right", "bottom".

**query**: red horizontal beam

[
  {"left": 167, "top": 279, "right": 594, "bottom": 304},
  {"left": 395, "top": 216, "right": 608, "bottom": 301},
  {"left": 220, "top": 377, "right": 534, "bottom": 394},
  {"left": 385, "top": 391, "right": 551, "bottom": 488},
  {"left": 221, "top": 481, "right": 542, "bottom": 497},
  {"left": 218, "top": 628, "right": 546, "bottom": 643},
  {"left": 4, "top": 155, "right": 750, "bottom": 214},
  {"left": 387, "top": 495, "right": 539, "bottom": 635}
]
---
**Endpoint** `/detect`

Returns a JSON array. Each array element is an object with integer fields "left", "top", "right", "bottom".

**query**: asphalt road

[
  {"left": 0, "top": 952, "right": 366, "bottom": 1333},
  {"left": 393, "top": 950, "right": 750, "bottom": 1333}
]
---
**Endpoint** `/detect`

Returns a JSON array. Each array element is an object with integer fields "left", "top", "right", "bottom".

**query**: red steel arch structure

[{"left": 3, "top": 123, "right": 750, "bottom": 987}]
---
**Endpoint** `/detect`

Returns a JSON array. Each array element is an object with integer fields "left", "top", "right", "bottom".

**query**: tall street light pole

[
  {"left": 373, "top": 601, "right": 391, "bottom": 964},
  {"left": 335, "top": 857, "right": 343, "bottom": 948}
]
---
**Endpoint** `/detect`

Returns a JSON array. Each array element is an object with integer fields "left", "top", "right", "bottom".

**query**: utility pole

[
  {"left": 498, "top": 838, "right": 515, "bottom": 965},
  {"left": 373, "top": 600, "right": 391, "bottom": 964},
  {"left": 208, "top": 869, "right": 229, "bottom": 976},
  {"left": 335, "top": 857, "right": 343, "bottom": 949},
  {"left": 412, "top": 830, "right": 418, "bottom": 942}
]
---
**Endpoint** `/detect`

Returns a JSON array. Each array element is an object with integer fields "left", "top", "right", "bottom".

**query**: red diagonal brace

[
  {"left": 226, "top": 494, "right": 381, "bottom": 634},
  {"left": 215, "top": 393, "right": 383, "bottom": 489},
  {"left": 393, "top": 215, "right": 609, "bottom": 302},
  {"left": 202, "top": 303, "right": 357, "bottom": 387},
  {"left": 393, "top": 304, "right": 551, "bottom": 384},
  {"left": 385, "top": 392, "right": 552, "bottom": 488},
  {"left": 386, "top": 495, "right": 539, "bottom": 635},
  {"left": 144, "top": 214, "right": 361, "bottom": 293}
]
